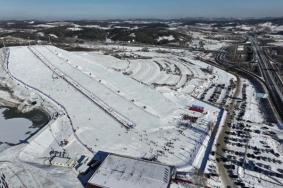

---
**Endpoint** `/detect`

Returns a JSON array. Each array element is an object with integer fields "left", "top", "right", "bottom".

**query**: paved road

[
  {"left": 200, "top": 54, "right": 241, "bottom": 187},
  {"left": 215, "top": 43, "right": 283, "bottom": 126},
  {"left": 249, "top": 36, "right": 283, "bottom": 123},
  {"left": 215, "top": 75, "right": 240, "bottom": 188},
  {"left": 250, "top": 37, "right": 283, "bottom": 100},
  {"left": 210, "top": 40, "right": 283, "bottom": 187},
  {"left": 199, "top": 108, "right": 225, "bottom": 173}
]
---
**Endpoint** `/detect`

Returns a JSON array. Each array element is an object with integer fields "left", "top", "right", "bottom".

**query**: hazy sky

[{"left": 0, "top": 0, "right": 282, "bottom": 20}]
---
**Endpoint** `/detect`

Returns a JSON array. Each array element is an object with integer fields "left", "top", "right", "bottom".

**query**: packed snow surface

[
  {"left": 0, "top": 44, "right": 236, "bottom": 187},
  {"left": 6, "top": 45, "right": 229, "bottom": 167}
]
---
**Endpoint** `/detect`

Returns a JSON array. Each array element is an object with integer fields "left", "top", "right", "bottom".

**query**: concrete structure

[
  {"left": 87, "top": 154, "right": 173, "bottom": 188},
  {"left": 50, "top": 157, "right": 76, "bottom": 168}
]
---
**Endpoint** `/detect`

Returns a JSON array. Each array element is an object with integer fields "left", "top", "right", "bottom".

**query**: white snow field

[{"left": 0, "top": 44, "right": 235, "bottom": 187}]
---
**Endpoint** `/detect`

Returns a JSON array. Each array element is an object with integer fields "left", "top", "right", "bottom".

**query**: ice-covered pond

[{"left": 0, "top": 107, "right": 49, "bottom": 145}]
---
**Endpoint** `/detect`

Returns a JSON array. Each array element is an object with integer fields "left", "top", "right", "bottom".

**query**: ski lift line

[
  {"left": 4, "top": 48, "right": 93, "bottom": 153},
  {"left": 31, "top": 46, "right": 133, "bottom": 126},
  {"left": 44, "top": 46, "right": 158, "bottom": 119},
  {"left": 28, "top": 46, "right": 135, "bottom": 129}
]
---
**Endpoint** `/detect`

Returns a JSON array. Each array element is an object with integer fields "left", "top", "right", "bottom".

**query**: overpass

[
  {"left": 249, "top": 36, "right": 283, "bottom": 121},
  {"left": 213, "top": 39, "right": 283, "bottom": 125},
  {"left": 249, "top": 37, "right": 283, "bottom": 99}
]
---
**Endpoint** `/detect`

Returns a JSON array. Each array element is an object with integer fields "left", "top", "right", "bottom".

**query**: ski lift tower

[
  {"left": 48, "top": 35, "right": 52, "bottom": 45},
  {"left": 1, "top": 39, "right": 5, "bottom": 48}
]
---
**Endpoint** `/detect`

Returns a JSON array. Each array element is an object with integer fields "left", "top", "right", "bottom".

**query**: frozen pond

[{"left": 0, "top": 107, "right": 49, "bottom": 145}]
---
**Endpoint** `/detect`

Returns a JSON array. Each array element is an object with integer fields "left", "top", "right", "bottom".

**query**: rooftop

[{"left": 88, "top": 154, "right": 172, "bottom": 188}]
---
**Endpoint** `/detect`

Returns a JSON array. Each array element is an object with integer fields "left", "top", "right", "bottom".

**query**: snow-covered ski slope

[{"left": 7, "top": 45, "right": 233, "bottom": 167}]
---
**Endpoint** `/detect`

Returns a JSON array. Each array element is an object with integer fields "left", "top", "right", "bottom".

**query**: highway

[
  {"left": 249, "top": 36, "right": 283, "bottom": 124},
  {"left": 250, "top": 37, "right": 283, "bottom": 99},
  {"left": 202, "top": 46, "right": 283, "bottom": 186},
  {"left": 215, "top": 42, "right": 283, "bottom": 126}
]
